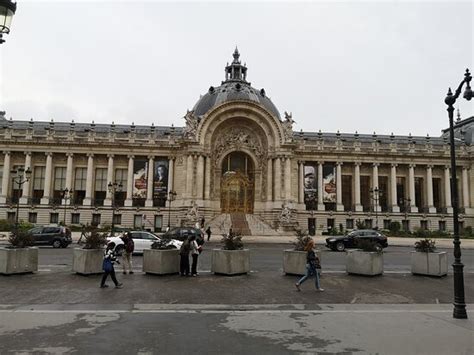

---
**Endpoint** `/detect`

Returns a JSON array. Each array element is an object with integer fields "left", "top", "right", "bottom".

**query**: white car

[{"left": 107, "top": 231, "right": 182, "bottom": 254}]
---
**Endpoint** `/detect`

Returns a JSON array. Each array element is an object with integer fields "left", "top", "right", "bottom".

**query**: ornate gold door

[{"left": 221, "top": 171, "right": 254, "bottom": 213}]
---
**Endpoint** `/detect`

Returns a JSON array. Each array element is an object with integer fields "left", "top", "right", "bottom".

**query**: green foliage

[
  {"left": 461, "top": 226, "right": 473, "bottom": 238},
  {"left": 221, "top": 230, "right": 244, "bottom": 250},
  {"left": 389, "top": 221, "right": 401, "bottom": 233},
  {"left": 355, "top": 219, "right": 367, "bottom": 229},
  {"left": 414, "top": 238, "right": 437, "bottom": 253},
  {"left": 0, "top": 220, "right": 33, "bottom": 232},
  {"left": 293, "top": 229, "right": 312, "bottom": 251},
  {"left": 356, "top": 239, "right": 382, "bottom": 252},
  {"left": 8, "top": 229, "right": 34, "bottom": 248},
  {"left": 82, "top": 227, "right": 107, "bottom": 249}
]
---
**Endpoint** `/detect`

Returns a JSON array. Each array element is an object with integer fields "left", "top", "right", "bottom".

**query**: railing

[
  {"left": 153, "top": 198, "right": 166, "bottom": 207},
  {"left": 93, "top": 198, "right": 105, "bottom": 207},
  {"left": 49, "top": 197, "right": 62, "bottom": 206},
  {"left": 115, "top": 199, "right": 125, "bottom": 207},
  {"left": 133, "top": 198, "right": 145, "bottom": 207},
  {"left": 28, "top": 197, "right": 41, "bottom": 205},
  {"left": 71, "top": 197, "right": 84, "bottom": 206},
  {"left": 7, "top": 196, "right": 19, "bottom": 204}
]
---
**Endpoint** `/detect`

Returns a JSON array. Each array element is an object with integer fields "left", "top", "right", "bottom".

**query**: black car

[
  {"left": 162, "top": 227, "right": 205, "bottom": 245},
  {"left": 325, "top": 229, "right": 388, "bottom": 252},
  {"left": 28, "top": 226, "right": 72, "bottom": 248}
]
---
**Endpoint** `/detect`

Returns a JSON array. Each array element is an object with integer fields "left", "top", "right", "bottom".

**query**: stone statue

[
  {"left": 279, "top": 202, "right": 293, "bottom": 224},
  {"left": 282, "top": 111, "right": 295, "bottom": 141},
  {"left": 183, "top": 110, "right": 199, "bottom": 140},
  {"left": 185, "top": 201, "right": 199, "bottom": 223}
]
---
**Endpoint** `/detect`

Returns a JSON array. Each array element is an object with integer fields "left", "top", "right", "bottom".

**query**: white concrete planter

[
  {"left": 72, "top": 248, "right": 104, "bottom": 275},
  {"left": 283, "top": 250, "right": 322, "bottom": 276},
  {"left": 211, "top": 249, "right": 250, "bottom": 275},
  {"left": 346, "top": 250, "right": 383, "bottom": 276},
  {"left": 143, "top": 249, "right": 180, "bottom": 275},
  {"left": 411, "top": 251, "right": 448, "bottom": 277},
  {"left": 0, "top": 247, "right": 38, "bottom": 274}
]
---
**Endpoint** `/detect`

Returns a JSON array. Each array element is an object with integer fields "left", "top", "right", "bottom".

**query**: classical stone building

[{"left": 1, "top": 49, "right": 473, "bottom": 235}]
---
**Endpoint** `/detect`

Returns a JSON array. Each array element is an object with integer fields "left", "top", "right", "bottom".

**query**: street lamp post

[
  {"left": 10, "top": 167, "right": 31, "bottom": 232},
  {"left": 108, "top": 181, "right": 123, "bottom": 237},
  {"left": 399, "top": 197, "right": 411, "bottom": 231},
  {"left": 167, "top": 190, "right": 177, "bottom": 230},
  {"left": 62, "top": 188, "right": 73, "bottom": 226},
  {"left": 445, "top": 68, "right": 472, "bottom": 319},
  {"left": 0, "top": 0, "right": 17, "bottom": 45},
  {"left": 369, "top": 188, "right": 382, "bottom": 230}
]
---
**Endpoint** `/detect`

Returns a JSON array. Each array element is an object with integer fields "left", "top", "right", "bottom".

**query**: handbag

[{"left": 102, "top": 258, "right": 113, "bottom": 273}]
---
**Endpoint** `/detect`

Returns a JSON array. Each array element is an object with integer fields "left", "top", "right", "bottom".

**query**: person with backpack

[
  {"left": 100, "top": 242, "right": 123, "bottom": 289},
  {"left": 179, "top": 236, "right": 191, "bottom": 276},
  {"left": 121, "top": 232, "right": 135, "bottom": 275},
  {"left": 295, "top": 239, "right": 324, "bottom": 292}
]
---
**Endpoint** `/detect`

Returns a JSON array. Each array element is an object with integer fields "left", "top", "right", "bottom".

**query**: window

[
  {"left": 342, "top": 175, "right": 352, "bottom": 211},
  {"left": 115, "top": 168, "right": 127, "bottom": 191},
  {"left": 32, "top": 166, "right": 45, "bottom": 203},
  {"left": 92, "top": 213, "right": 101, "bottom": 226},
  {"left": 50, "top": 213, "right": 59, "bottom": 224},
  {"left": 360, "top": 176, "right": 371, "bottom": 211},
  {"left": 364, "top": 219, "right": 373, "bottom": 229},
  {"left": 71, "top": 213, "right": 80, "bottom": 224},
  {"left": 327, "top": 218, "right": 335, "bottom": 231},
  {"left": 420, "top": 220, "right": 428, "bottom": 231},
  {"left": 346, "top": 219, "right": 354, "bottom": 230},
  {"left": 383, "top": 219, "right": 391, "bottom": 230},
  {"left": 95, "top": 168, "right": 107, "bottom": 191},
  {"left": 134, "top": 214, "right": 143, "bottom": 229},
  {"left": 74, "top": 168, "right": 87, "bottom": 191},
  {"left": 402, "top": 219, "right": 410, "bottom": 232},
  {"left": 28, "top": 212, "right": 37, "bottom": 224},
  {"left": 0, "top": 166, "right": 2, "bottom": 184},
  {"left": 112, "top": 214, "right": 121, "bottom": 225},
  {"left": 439, "top": 221, "right": 446, "bottom": 232},
  {"left": 415, "top": 177, "right": 424, "bottom": 209},
  {"left": 7, "top": 212, "right": 16, "bottom": 223},
  {"left": 154, "top": 215, "right": 163, "bottom": 232},
  {"left": 54, "top": 167, "right": 66, "bottom": 191}
]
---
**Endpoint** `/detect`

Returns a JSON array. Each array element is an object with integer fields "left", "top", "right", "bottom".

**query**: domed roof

[{"left": 192, "top": 48, "right": 281, "bottom": 119}]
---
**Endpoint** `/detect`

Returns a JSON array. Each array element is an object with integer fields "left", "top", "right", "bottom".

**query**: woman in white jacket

[{"left": 190, "top": 235, "right": 200, "bottom": 276}]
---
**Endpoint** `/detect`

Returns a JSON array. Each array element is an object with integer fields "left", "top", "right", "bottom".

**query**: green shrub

[
  {"left": 8, "top": 230, "right": 34, "bottom": 248},
  {"left": 293, "top": 229, "right": 312, "bottom": 251},
  {"left": 221, "top": 230, "right": 244, "bottom": 250},
  {"left": 389, "top": 221, "right": 401, "bottom": 233},
  {"left": 414, "top": 238, "right": 436, "bottom": 253},
  {"left": 82, "top": 227, "right": 107, "bottom": 249}
]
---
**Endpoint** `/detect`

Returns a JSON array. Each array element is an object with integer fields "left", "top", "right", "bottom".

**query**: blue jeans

[{"left": 297, "top": 264, "right": 321, "bottom": 289}]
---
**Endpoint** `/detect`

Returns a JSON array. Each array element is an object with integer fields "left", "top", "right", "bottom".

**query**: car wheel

[
  {"left": 336, "top": 242, "right": 345, "bottom": 252},
  {"left": 375, "top": 243, "right": 383, "bottom": 252},
  {"left": 52, "top": 240, "right": 62, "bottom": 248}
]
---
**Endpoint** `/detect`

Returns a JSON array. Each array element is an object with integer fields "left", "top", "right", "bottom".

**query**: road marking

[
  {"left": 350, "top": 297, "right": 357, "bottom": 304},
  {"left": 436, "top": 298, "right": 439, "bottom": 304}
]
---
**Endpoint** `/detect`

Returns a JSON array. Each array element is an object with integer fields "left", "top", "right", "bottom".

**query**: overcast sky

[{"left": 0, "top": 0, "right": 473, "bottom": 136}]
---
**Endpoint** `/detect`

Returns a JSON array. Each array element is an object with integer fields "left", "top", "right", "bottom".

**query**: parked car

[
  {"left": 107, "top": 230, "right": 182, "bottom": 254},
  {"left": 325, "top": 229, "right": 388, "bottom": 252},
  {"left": 161, "top": 227, "right": 205, "bottom": 245},
  {"left": 27, "top": 226, "right": 72, "bottom": 248}
]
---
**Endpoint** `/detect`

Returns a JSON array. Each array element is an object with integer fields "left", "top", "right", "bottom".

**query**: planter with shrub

[
  {"left": 346, "top": 239, "right": 383, "bottom": 276},
  {"left": 0, "top": 230, "right": 38, "bottom": 275},
  {"left": 72, "top": 227, "right": 107, "bottom": 275},
  {"left": 283, "top": 230, "right": 313, "bottom": 276},
  {"left": 143, "top": 237, "right": 180, "bottom": 275},
  {"left": 411, "top": 239, "right": 447, "bottom": 277},
  {"left": 211, "top": 231, "right": 250, "bottom": 275}
]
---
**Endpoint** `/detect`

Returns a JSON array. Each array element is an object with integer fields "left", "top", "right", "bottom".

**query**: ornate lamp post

[
  {"left": 369, "top": 188, "right": 383, "bottom": 229},
  {"left": 167, "top": 190, "right": 177, "bottom": 230},
  {"left": 10, "top": 167, "right": 31, "bottom": 231},
  {"left": 62, "top": 188, "right": 73, "bottom": 226},
  {"left": 108, "top": 181, "right": 123, "bottom": 237},
  {"left": 399, "top": 197, "right": 411, "bottom": 231},
  {"left": 445, "top": 68, "right": 472, "bottom": 319},
  {"left": 0, "top": 0, "right": 17, "bottom": 44}
]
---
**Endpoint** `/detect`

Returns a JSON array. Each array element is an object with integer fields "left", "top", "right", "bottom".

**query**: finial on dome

[
  {"left": 233, "top": 46, "right": 240, "bottom": 62},
  {"left": 456, "top": 107, "right": 461, "bottom": 122}
]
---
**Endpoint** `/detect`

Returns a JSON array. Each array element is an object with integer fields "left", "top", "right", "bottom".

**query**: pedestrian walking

[
  {"left": 206, "top": 226, "right": 212, "bottom": 241},
  {"left": 121, "top": 232, "right": 135, "bottom": 275},
  {"left": 295, "top": 239, "right": 324, "bottom": 292},
  {"left": 179, "top": 237, "right": 191, "bottom": 276},
  {"left": 190, "top": 235, "right": 200, "bottom": 276},
  {"left": 100, "top": 242, "right": 123, "bottom": 289}
]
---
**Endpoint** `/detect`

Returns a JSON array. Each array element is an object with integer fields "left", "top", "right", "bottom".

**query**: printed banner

[
  {"left": 323, "top": 164, "right": 336, "bottom": 203},
  {"left": 133, "top": 159, "right": 148, "bottom": 199},
  {"left": 153, "top": 159, "right": 169, "bottom": 207},
  {"left": 304, "top": 164, "right": 317, "bottom": 209}
]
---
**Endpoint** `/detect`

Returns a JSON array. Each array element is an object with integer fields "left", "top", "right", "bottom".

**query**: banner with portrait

[
  {"left": 133, "top": 159, "right": 148, "bottom": 199},
  {"left": 323, "top": 164, "right": 336, "bottom": 203},
  {"left": 304, "top": 164, "right": 317, "bottom": 210},
  {"left": 153, "top": 159, "right": 169, "bottom": 207}
]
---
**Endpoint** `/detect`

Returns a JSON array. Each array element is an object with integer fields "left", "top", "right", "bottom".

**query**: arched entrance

[{"left": 220, "top": 151, "right": 254, "bottom": 213}]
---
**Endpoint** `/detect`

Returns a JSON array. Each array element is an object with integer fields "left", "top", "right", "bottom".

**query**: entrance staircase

[
  {"left": 230, "top": 213, "right": 251, "bottom": 236},
  {"left": 207, "top": 213, "right": 285, "bottom": 236}
]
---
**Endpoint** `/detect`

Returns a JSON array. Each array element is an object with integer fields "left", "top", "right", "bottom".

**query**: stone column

[
  {"left": 390, "top": 164, "right": 399, "bottom": 212},
  {"left": 274, "top": 157, "right": 281, "bottom": 201},
  {"left": 196, "top": 155, "right": 205, "bottom": 200},
  {"left": 104, "top": 154, "right": 114, "bottom": 206},
  {"left": 41, "top": 153, "right": 53, "bottom": 205},
  {"left": 298, "top": 161, "right": 304, "bottom": 204},
  {"left": 354, "top": 162, "right": 363, "bottom": 212},
  {"left": 19, "top": 152, "right": 32, "bottom": 204},
  {"left": 0, "top": 151, "right": 11, "bottom": 203},
  {"left": 204, "top": 156, "right": 211, "bottom": 200},
  {"left": 317, "top": 161, "right": 324, "bottom": 211},
  {"left": 145, "top": 156, "right": 154, "bottom": 207},
  {"left": 426, "top": 165, "right": 436, "bottom": 213},
  {"left": 168, "top": 157, "right": 175, "bottom": 195},
  {"left": 372, "top": 163, "right": 380, "bottom": 212},
  {"left": 408, "top": 164, "right": 417, "bottom": 212},
  {"left": 267, "top": 158, "right": 273, "bottom": 202},
  {"left": 64, "top": 153, "right": 74, "bottom": 206},
  {"left": 336, "top": 162, "right": 344, "bottom": 211},
  {"left": 462, "top": 167, "right": 470, "bottom": 209},
  {"left": 444, "top": 165, "right": 453, "bottom": 213},
  {"left": 125, "top": 155, "right": 134, "bottom": 207},
  {"left": 284, "top": 157, "right": 292, "bottom": 200},
  {"left": 185, "top": 154, "right": 194, "bottom": 199},
  {"left": 83, "top": 153, "right": 94, "bottom": 206}
]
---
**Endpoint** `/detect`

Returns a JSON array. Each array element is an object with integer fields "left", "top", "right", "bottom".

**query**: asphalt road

[{"left": 35, "top": 242, "right": 474, "bottom": 274}]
